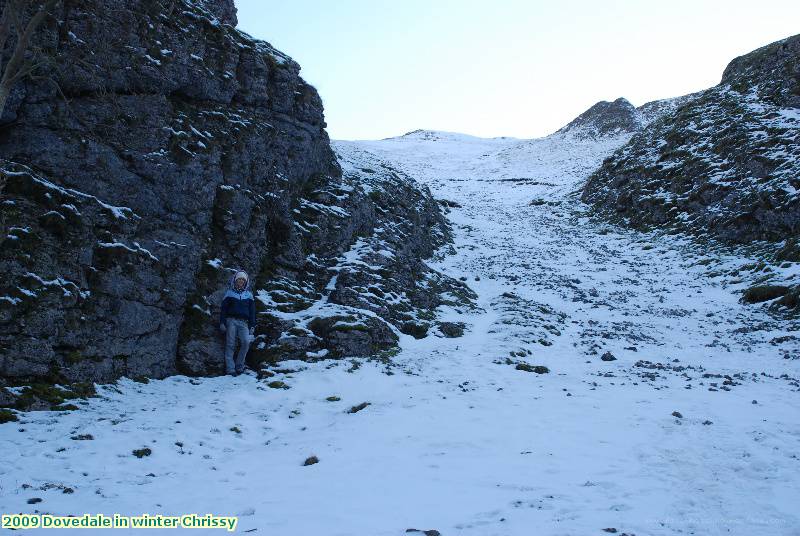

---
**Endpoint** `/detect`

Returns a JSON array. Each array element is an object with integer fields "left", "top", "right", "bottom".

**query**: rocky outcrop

[
  {"left": 247, "top": 143, "right": 476, "bottom": 366},
  {"left": 0, "top": 0, "right": 469, "bottom": 397},
  {"left": 582, "top": 34, "right": 800, "bottom": 243},
  {"left": 554, "top": 94, "right": 704, "bottom": 141},
  {"left": 555, "top": 97, "right": 641, "bottom": 139}
]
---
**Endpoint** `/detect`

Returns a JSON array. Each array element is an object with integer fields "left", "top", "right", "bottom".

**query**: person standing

[{"left": 219, "top": 270, "right": 256, "bottom": 376}]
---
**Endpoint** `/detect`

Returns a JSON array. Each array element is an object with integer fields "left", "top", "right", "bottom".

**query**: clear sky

[{"left": 234, "top": 0, "right": 800, "bottom": 141}]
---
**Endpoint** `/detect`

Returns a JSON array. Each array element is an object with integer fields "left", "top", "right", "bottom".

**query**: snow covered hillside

[
  {"left": 584, "top": 34, "right": 800, "bottom": 258},
  {"left": 2, "top": 127, "right": 799, "bottom": 535}
]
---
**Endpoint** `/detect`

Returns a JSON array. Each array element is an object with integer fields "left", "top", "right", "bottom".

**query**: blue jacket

[{"left": 220, "top": 273, "right": 256, "bottom": 329}]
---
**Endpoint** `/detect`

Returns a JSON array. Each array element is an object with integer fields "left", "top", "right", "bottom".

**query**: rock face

[
  {"left": 0, "top": 0, "right": 469, "bottom": 392},
  {"left": 243, "top": 143, "right": 475, "bottom": 367},
  {"left": 555, "top": 94, "right": 703, "bottom": 141},
  {"left": 556, "top": 97, "right": 641, "bottom": 139},
  {"left": 582, "top": 34, "right": 800, "bottom": 243}
]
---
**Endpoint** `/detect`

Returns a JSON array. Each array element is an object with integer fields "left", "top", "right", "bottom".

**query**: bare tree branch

[
  {"left": 6, "top": 0, "right": 23, "bottom": 44},
  {"left": 9, "top": 57, "right": 43, "bottom": 84},
  {"left": 0, "top": 2, "right": 13, "bottom": 70},
  {"left": 7, "top": 0, "right": 57, "bottom": 76},
  {"left": 0, "top": 0, "right": 59, "bottom": 119}
]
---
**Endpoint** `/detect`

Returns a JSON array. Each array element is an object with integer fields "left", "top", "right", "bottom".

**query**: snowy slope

[
  {"left": 2, "top": 128, "right": 799, "bottom": 536},
  {"left": 583, "top": 34, "right": 800, "bottom": 259}
]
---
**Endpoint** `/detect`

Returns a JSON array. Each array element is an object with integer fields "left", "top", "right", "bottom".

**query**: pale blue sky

[{"left": 234, "top": 1, "right": 799, "bottom": 140}]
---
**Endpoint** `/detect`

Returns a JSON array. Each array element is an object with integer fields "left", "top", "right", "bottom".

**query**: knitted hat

[{"left": 231, "top": 271, "right": 249, "bottom": 290}]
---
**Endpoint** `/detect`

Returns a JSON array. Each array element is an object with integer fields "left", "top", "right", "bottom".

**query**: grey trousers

[{"left": 224, "top": 318, "right": 251, "bottom": 374}]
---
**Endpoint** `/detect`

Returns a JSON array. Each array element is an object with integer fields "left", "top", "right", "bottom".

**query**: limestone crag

[{"left": 0, "top": 0, "right": 470, "bottom": 400}]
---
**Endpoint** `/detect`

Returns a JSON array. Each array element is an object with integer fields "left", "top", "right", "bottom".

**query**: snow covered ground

[{"left": 2, "top": 130, "right": 799, "bottom": 535}]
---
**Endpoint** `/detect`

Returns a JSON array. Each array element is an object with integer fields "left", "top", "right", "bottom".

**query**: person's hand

[
  {"left": 219, "top": 323, "right": 226, "bottom": 333},
  {"left": 248, "top": 327, "right": 255, "bottom": 342}
]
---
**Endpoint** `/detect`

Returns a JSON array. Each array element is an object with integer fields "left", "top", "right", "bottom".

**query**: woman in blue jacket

[{"left": 219, "top": 270, "right": 256, "bottom": 376}]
